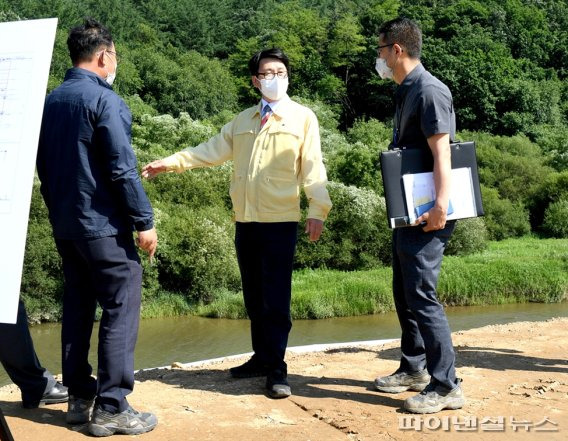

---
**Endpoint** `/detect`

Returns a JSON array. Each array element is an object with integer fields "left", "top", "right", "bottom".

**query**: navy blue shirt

[
  {"left": 37, "top": 68, "right": 153, "bottom": 240},
  {"left": 392, "top": 64, "right": 455, "bottom": 150}
]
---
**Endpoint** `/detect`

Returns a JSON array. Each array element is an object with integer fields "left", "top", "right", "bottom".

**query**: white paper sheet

[
  {"left": 0, "top": 18, "right": 57, "bottom": 323},
  {"left": 402, "top": 167, "right": 478, "bottom": 225}
]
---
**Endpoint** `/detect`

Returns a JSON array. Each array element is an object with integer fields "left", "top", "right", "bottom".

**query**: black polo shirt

[{"left": 392, "top": 64, "right": 455, "bottom": 150}]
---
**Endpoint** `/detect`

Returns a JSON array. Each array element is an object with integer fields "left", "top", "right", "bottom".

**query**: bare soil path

[{"left": 1, "top": 318, "right": 566, "bottom": 440}]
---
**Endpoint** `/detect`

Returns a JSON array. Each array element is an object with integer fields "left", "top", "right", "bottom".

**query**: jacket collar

[{"left": 64, "top": 67, "right": 113, "bottom": 90}]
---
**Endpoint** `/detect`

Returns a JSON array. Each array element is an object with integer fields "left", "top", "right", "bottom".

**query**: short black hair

[
  {"left": 379, "top": 17, "right": 422, "bottom": 59},
  {"left": 67, "top": 18, "right": 113, "bottom": 64},
  {"left": 248, "top": 48, "right": 290, "bottom": 76}
]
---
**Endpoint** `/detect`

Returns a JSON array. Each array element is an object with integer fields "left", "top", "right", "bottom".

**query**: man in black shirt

[{"left": 373, "top": 17, "right": 465, "bottom": 414}]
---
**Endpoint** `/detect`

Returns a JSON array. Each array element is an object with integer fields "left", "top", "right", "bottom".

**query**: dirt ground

[{"left": 1, "top": 317, "right": 567, "bottom": 440}]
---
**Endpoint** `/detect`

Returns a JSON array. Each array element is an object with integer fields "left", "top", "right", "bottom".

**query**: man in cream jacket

[{"left": 142, "top": 48, "right": 331, "bottom": 399}]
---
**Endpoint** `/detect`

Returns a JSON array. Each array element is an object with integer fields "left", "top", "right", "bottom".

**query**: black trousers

[
  {"left": 234, "top": 222, "right": 298, "bottom": 374},
  {"left": 55, "top": 234, "right": 142, "bottom": 413},
  {"left": 0, "top": 300, "right": 55, "bottom": 405}
]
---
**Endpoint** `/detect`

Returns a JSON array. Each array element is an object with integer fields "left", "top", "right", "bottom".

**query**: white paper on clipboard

[
  {"left": 0, "top": 18, "right": 58, "bottom": 323},
  {"left": 402, "top": 167, "right": 478, "bottom": 224}
]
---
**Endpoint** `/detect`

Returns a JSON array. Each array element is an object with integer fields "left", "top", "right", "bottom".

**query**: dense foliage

[{"left": 1, "top": 0, "right": 566, "bottom": 320}]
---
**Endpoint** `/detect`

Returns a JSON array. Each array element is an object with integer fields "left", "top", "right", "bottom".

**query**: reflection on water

[{"left": 1, "top": 302, "right": 567, "bottom": 387}]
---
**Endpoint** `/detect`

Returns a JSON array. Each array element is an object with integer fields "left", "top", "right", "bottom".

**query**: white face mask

[
  {"left": 260, "top": 77, "right": 288, "bottom": 101},
  {"left": 104, "top": 53, "right": 117, "bottom": 86},
  {"left": 105, "top": 67, "right": 116, "bottom": 86},
  {"left": 375, "top": 57, "right": 393, "bottom": 80}
]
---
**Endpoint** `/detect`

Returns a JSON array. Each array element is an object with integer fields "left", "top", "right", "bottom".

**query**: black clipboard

[{"left": 380, "top": 141, "right": 484, "bottom": 228}]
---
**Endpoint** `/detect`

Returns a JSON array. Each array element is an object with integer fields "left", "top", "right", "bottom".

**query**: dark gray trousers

[{"left": 392, "top": 221, "right": 458, "bottom": 391}]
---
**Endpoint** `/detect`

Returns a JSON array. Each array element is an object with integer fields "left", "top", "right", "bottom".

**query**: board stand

[{"left": 0, "top": 408, "right": 14, "bottom": 441}]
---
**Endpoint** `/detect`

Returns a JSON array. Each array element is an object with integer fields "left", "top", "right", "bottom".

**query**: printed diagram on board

[{"left": 0, "top": 54, "right": 33, "bottom": 212}]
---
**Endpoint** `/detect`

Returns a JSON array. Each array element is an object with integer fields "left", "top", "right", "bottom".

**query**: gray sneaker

[
  {"left": 88, "top": 405, "right": 158, "bottom": 437},
  {"left": 374, "top": 369, "right": 430, "bottom": 393},
  {"left": 404, "top": 379, "right": 465, "bottom": 414},
  {"left": 66, "top": 395, "right": 94, "bottom": 424}
]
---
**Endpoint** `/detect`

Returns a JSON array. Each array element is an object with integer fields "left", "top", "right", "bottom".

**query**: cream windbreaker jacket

[{"left": 161, "top": 96, "right": 332, "bottom": 223}]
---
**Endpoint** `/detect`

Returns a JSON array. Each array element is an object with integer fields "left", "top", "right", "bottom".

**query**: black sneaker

[
  {"left": 266, "top": 370, "right": 291, "bottom": 399},
  {"left": 230, "top": 356, "right": 269, "bottom": 378},
  {"left": 66, "top": 395, "right": 94, "bottom": 425},
  {"left": 88, "top": 405, "right": 158, "bottom": 437},
  {"left": 374, "top": 369, "right": 431, "bottom": 393}
]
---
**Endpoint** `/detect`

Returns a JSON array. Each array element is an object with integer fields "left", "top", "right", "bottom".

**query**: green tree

[{"left": 133, "top": 47, "right": 238, "bottom": 118}]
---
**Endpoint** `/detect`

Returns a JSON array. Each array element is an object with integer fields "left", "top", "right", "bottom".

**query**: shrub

[
  {"left": 542, "top": 199, "right": 568, "bottom": 238},
  {"left": 320, "top": 131, "right": 352, "bottom": 176},
  {"left": 529, "top": 124, "right": 568, "bottom": 171},
  {"left": 132, "top": 112, "right": 218, "bottom": 163},
  {"left": 471, "top": 132, "right": 554, "bottom": 205},
  {"left": 528, "top": 171, "right": 568, "bottom": 230},
  {"left": 346, "top": 118, "right": 392, "bottom": 149},
  {"left": 143, "top": 164, "right": 232, "bottom": 212},
  {"left": 154, "top": 203, "right": 241, "bottom": 302},
  {"left": 123, "top": 94, "right": 158, "bottom": 123},
  {"left": 445, "top": 217, "right": 488, "bottom": 256},
  {"left": 480, "top": 186, "right": 531, "bottom": 240},
  {"left": 295, "top": 181, "right": 391, "bottom": 270},
  {"left": 325, "top": 141, "right": 384, "bottom": 195},
  {"left": 291, "top": 96, "right": 341, "bottom": 134}
]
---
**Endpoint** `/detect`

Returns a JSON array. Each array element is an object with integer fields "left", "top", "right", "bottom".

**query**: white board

[{"left": 0, "top": 18, "right": 58, "bottom": 323}]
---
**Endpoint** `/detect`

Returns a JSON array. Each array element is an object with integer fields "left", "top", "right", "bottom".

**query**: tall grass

[{"left": 197, "top": 237, "right": 568, "bottom": 319}]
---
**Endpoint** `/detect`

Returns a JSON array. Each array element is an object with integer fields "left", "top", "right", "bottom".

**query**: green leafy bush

[
  {"left": 542, "top": 199, "right": 568, "bottom": 238},
  {"left": 133, "top": 112, "right": 218, "bottom": 162},
  {"left": 480, "top": 186, "right": 531, "bottom": 240},
  {"left": 154, "top": 203, "right": 241, "bottom": 302},
  {"left": 530, "top": 124, "right": 568, "bottom": 171},
  {"left": 325, "top": 141, "right": 384, "bottom": 195},
  {"left": 472, "top": 132, "right": 554, "bottom": 205},
  {"left": 528, "top": 171, "right": 568, "bottom": 230},
  {"left": 345, "top": 118, "right": 392, "bottom": 149},
  {"left": 323, "top": 119, "right": 391, "bottom": 195},
  {"left": 445, "top": 217, "right": 488, "bottom": 256},
  {"left": 295, "top": 181, "right": 391, "bottom": 270}
]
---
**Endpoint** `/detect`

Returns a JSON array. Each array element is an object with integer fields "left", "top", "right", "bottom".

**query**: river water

[{"left": 2, "top": 302, "right": 567, "bottom": 387}]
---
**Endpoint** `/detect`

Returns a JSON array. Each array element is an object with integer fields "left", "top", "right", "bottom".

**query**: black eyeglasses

[
  {"left": 256, "top": 71, "right": 288, "bottom": 80},
  {"left": 377, "top": 43, "right": 394, "bottom": 53}
]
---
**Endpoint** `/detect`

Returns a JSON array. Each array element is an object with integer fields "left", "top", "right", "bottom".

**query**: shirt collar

[
  {"left": 395, "top": 63, "right": 424, "bottom": 100},
  {"left": 64, "top": 67, "right": 113, "bottom": 90},
  {"left": 256, "top": 94, "right": 291, "bottom": 117}
]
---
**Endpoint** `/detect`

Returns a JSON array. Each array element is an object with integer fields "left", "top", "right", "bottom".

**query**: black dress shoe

[
  {"left": 23, "top": 381, "right": 69, "bottom": 409},
  {"left": 230, "top": 356, "right": 269, "bottom": 378}
]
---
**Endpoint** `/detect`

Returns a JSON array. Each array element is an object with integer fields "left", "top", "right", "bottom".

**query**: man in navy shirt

[
  {"left": 373, "top": 17, "right": 465, "bottom": 414},
  {"left": 37, "top": 19, "right": 157, "bottom": 436}
]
